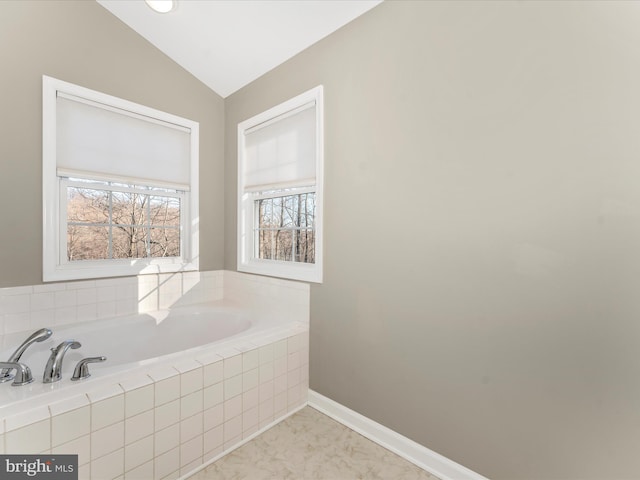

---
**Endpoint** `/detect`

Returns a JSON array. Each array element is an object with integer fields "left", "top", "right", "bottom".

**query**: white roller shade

[
  {"left": 56, "top": 93, "right": 191, "bottom": 190},
  {"left": 243, "top": 102, "right": 316, "bottom": 191}
]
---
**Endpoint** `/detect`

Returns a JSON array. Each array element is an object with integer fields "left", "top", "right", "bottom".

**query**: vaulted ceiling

[{"left": 97, "top": 0, "right": 382, "bottom": 98}]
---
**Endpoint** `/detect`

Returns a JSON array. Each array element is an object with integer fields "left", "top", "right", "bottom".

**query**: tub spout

[
  {"left": 0, "top": 328, "right": 53, "bottom": 383},
  {"left": 0, "top": 362, "right": 33, "bottom": 386},
  {"left": 43, "top": 340, "right": 81, "bottom": 384}
]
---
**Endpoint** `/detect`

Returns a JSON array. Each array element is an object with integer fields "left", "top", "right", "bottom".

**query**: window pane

[
  {"left": 112, "top": 191, "right": 147, "bottom": 226},
  {"left": 150, "top": 196, "right": 180, "bottom": 228},
  {"left": 274, "top": 230, "right": 293, "bottom": 261},
  {"left": 67, "top": 187, "right": 109, "bottom": 224},
  {"left": 254, "top": 191, "right": 316, "bottom": 264},
  {"left": 295, "top": 229, "right": 315, "bottom": 264},
  {"left": 299, "top": 193, "right": 315, "bottom": 228},
  {"left": 258, "top": 229, "right": 275, "bottom": 260},
  {"left": 112, "top": 225, "right": 147, "bottom": 259},
  {"left": 150, "top": 228, "right": 180, "bottom": 257},
  {"left": 67, "top": 226, "right": 109, "bottom": 260}
]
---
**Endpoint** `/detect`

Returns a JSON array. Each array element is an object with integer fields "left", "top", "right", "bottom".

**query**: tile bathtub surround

[
  {"left": 0, "top": 329, "right": 309, "bottom": 480},
  {"left": 0, "top": 270, "right": 309, "bottom": 478},
  {"left": 0, "top": 270, "right": 224, "bottom": 336},
  {"left": 223, "top": 270, "right": 310, "bottom": 324},
  {"left": 0, "top": 269, "right": 310, "bottom": 339}
]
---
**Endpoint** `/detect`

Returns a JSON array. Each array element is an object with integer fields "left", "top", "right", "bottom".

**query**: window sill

[
  {"left": 238, "top": 259, "right": 321, "bottom": 284},
  {"left": 43, "top": 259, "right": 198, "bottom": 282}
]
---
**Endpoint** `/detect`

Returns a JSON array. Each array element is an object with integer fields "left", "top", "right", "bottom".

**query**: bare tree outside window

[
  {"left": 256, "top": 192, "right": 315, "bottom": 264},
  {"left": 66, "top": 183, "right": 181, "bottom": 262}
]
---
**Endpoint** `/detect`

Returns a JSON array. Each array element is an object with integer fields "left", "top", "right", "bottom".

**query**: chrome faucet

[
  {"left": 0, "top": 328, "right": 53, "bottom": 383},
  {"left": 43, "top": 340, "right": 81, "bottom": 383},
  {"left": 0, "top": 362, "right": 33, "bottom": 386}
]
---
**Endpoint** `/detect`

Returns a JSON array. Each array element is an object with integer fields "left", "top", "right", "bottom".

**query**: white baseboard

[{"left": 308, "top": 390, "right": 489, "bottom": 480}]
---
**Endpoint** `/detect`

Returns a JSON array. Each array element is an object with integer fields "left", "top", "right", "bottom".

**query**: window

[
  {"left": 237, "top": 86, "right": 323, "bottom": 283},
  {"left": 64, "top": 178, "right": 182, "bottom": 261},
  {"left": 43, "top": 76, "right": 199, "bottom": 281}
]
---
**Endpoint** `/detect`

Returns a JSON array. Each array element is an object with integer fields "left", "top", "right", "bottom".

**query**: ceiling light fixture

[{"left": 145, "top": 0, "right": 176, "bottom": 14}]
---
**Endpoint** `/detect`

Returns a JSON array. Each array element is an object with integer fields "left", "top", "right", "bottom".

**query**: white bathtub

[
  {"left": 0, "top": 300, "right": 308, "bottom": 410},
  {"left": 3, "top": 303, "right": 251, "bottom": 376},
  {"left": 0, "top": 271, "right": 309, "bottom": 478}
]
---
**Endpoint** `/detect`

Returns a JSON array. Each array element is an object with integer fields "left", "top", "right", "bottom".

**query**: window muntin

[{"left": 64, "top": 178, "right": 182, "bottom": 262}]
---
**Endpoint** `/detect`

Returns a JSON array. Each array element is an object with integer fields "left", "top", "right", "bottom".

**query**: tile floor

[{"left": 188, "top": 406, "right": 439, "bottom": 480}]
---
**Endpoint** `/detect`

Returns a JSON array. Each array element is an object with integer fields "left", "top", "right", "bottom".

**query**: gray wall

[
  {"left": 225, "top": 2, "right": 640, "bottom": 478},
  {"left": 0, "top": 0, "right": 225, "bottom": 287}
]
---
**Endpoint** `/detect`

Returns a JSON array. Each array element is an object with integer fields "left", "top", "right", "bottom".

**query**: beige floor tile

[{"left": 188, "top": 406, "right": 439, "bottom": 480}]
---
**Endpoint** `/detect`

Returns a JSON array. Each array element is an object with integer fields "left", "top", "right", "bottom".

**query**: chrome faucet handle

[
  {"left": 0, "top": 328, "right": 53, "bottom": 383},
  {"left": 71, "top": 356, "right": 106, "bottom": 381},
  {"left": 0, "top": 362, "right": 34, "bottom": 386}
]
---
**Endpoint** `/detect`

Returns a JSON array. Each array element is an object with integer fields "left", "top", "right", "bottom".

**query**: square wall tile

[
  {"left": 287, "top": 384, "right": 302, "bottom": 409},
  {"left": 242, "top": 349, "right": 259, "bottom": 372},
  {"left": 91, "top": 421, "right": 124, "bottom": 460},
  {"left": 288, "top": 351, "right": 301, "bottom": 371},
  {"left": 203, "top": 361, "right": 223, "bottom": 387},
  {"left": 180, "top": 412, "right": 203, "bottom": 443},
  {"left": 223, "top": 396, "right": 242, "bottom": 422},
  {"left": 274, "top": 374, "right": 287, "bottom": 396},
  {"left": 259, "top": 380, "right": 274, "bottom": 402},
  {"left": 259, "top": 362, "right": 274, "bottom": 384},
  {"left": 259, "top": 398, "right": 274, "bottom": 427},
  {"left": 274, "top": 392, "right": 287, "bottom": 419},
  {"left": 223, "top": 355, "right": 242, "bottom": 379},
  {"left": 4, "top": 407, "right": 48, "bottom": 432},
  {"left": 224, "top": 375, "right": 242, "bottom": 401},
  {"left": 274, "top": 339, "right": 287, "bottom": 359},
  {"left": 77, "top": 464, "right": 90, "bottom": 480},
  {"left": 180, "top": 367, "right": 203, "bottom": 397},
  {"left": 203, "top": 425, "right": 223, "bottom": 455},
  {"left": 274, "top": 356, "right": 287, "bottom": 378},
  {"left": 155, "top": 400, "right": 180, "bottom": 432},
  {"left": 91, "top": 447, "right": 124, "bottom": 480},
  {"left": 155, "top": 375, "right": 180, "bottom": 407},
  {"left": 124, "top": 460, "right": 153, "bottom": 480},
  {"left": 180, "top": 391, "right": 203, "bottom": 420},
  {"left": 52, "top": 406, "right": 90, "bottom": 447},
  {"left": 124, "top": 435, "right": 153, "bottom": 472},
  {"left": 180, "top": 435, "right": 202, "bottom": 468},
  {"left": 243, "top": 368, "right": 259, "bottom": 391},
  {"left": 243, "top": 406, "right": 259, "bottom": 434},
  {"left": 125, "top": 384, "right": 154, "bottom": 417},
  {"left": 155, "top": 424, "right": 179, "bottom": 457},
  {"left": 52, "top": 434, "right": 90, "bottom": 467},
  {"left": 155, "top": 446, "right": 179, "bottom": 480},
  {"left": 203, "top": 382, "right": 223, "bottom": 410},
  {"left": 223, "top": 416, "right": 242, "bottom": 444},
  {"left": 180, "top": 457, "right": 203, "bottom": 478},
  {"left": 242, "top": 386, "right": 259, "bottom": 411},
  {"left": 203, "top": 405, "right": 223, "bottom": 432},
  {"left": 125, "top": 410, "right": 154, "bottom": 445},
  {"left": 5, "top": 419, "right": 50, "bottom": 454},
  {"left": 91, "top": 394, "right": 125, "bottom": 431}
]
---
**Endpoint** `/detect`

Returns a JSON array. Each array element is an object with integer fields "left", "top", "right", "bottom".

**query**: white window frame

[
  {"left": 43, "top": 75, "right": 199, "bottom": 282},
  {"left": 237, "top": 86, "right": 324, "bottom": 283}
]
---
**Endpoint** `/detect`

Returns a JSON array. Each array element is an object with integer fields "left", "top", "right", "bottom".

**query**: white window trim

[
  {"left": 237, "top": 86, "right": 324, "bottom": 283},
  {"left": 42, "top": 75, "right": 199, "bottom": 282}
]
